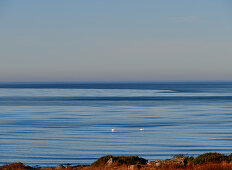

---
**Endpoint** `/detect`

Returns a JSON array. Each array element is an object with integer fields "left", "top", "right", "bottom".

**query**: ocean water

[{"left": 1, "top": 82, "right": 232, "bottom": 167}]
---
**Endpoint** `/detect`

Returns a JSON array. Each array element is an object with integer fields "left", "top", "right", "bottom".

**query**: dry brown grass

[{"left": 141, "top": 161, "right": 232, "bottom": 170}]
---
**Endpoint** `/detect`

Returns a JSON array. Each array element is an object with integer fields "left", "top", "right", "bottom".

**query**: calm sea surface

[{"left": 1, "top": 82, "right": 232, "bottom": 167}]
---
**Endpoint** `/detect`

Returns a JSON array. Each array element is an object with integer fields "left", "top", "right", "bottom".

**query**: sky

[{"left": 0, "top": 0, "right": 232, "bottom": 82}]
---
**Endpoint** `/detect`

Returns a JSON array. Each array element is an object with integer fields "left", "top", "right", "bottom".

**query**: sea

[{"left": 1, "top": 82, "right": 232, "bottom": 167}]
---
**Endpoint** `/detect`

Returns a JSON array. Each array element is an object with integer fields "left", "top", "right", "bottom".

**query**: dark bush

[
  {"left": 113, "top": 156, "right": 147, "bottom": 165},
  {"left": 91, "top": 155, "right": 113, "bottom": 166},
  {"left": 183, "top": 156, "right": 194, "bottom": 166},
  {"left": 192, "top": 152, "right": 227, "bottom": 164},
  {"left": 173, "top": 154, "right": 185, "bottom": 159},
  {"left": 227, "top": 153, "right": 232, "bottom": 162},
  {"left": 91, "top": 155, "right": 147, "bottom": 166}
]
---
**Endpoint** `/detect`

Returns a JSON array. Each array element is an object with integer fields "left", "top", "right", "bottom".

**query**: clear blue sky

[{"left": 0, "top": 0, "right": 232, "bottom": 82}]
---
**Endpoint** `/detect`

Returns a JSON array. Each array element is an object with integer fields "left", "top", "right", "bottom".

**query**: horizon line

[{"left": 0, "top": 80, "right": 232, "bottom": 84}]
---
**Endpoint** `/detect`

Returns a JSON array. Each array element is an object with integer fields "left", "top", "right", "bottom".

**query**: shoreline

[{"left": 1, "top": 152, "right": 232, "bottom": 170}]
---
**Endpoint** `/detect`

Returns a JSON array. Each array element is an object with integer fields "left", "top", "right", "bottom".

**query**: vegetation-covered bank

[{"left": 1, "top": 152, "right": 232, "bottom": 170}]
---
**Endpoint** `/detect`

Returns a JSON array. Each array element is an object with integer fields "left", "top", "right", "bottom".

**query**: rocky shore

[{"left": 1, "top": 152, "right": 232, "bottom": 170}]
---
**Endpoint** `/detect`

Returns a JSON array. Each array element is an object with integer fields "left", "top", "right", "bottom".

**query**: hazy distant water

[{"left": 1, "top": 83, "right": 232, "bottom": 167}]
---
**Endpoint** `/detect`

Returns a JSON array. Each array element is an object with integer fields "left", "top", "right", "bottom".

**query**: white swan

[
  {"left": 111, "top": 128, "right": 116, "bottom": 132},
  {"left": 139, "top": 128, "right": 144, "bottom": 131}
]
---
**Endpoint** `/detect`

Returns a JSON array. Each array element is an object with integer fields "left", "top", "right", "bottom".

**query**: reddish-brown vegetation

[
  {"left": 0, "top": 162, "right": 35, "bottom": 170},
  {"left": 1, "top": 153, "right": 232, "bottom": 170}
]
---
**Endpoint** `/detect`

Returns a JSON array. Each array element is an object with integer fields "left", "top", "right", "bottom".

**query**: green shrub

[
  {"left": 192, "top": 152, "right": 227, "bottom": 164},
  {"left": 227, "top": 153, "right": 232, "bottom": 162},
  {"left": 183, "top": 156, "right": 194, "bottom": 165},
  {"left": 91, "top": 155, "right": 147, "bottom": 166}
]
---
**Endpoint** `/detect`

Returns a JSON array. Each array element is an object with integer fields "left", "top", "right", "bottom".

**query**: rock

[
  {"left": 169, "top": 157, "right": 185, "bottom": 164},
  {"left": 148, "top": 160, "right": 161, "bottom": 166},
  {"left": 148, "top": 157, "right": 185, "bottom": 167},
  {"left": 155, "top": 162, "right": 161, "bottom": 167},
  {"left": 55, "top": 164, "right": 65, "bottom": 169},
  {"left": 106, "top": 158, "right": 113, "bottom": 166}
]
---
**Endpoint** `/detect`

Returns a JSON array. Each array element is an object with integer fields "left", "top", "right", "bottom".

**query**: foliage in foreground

[{"left": 2, "top": 152, "right": 232, "bottom": 169}]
